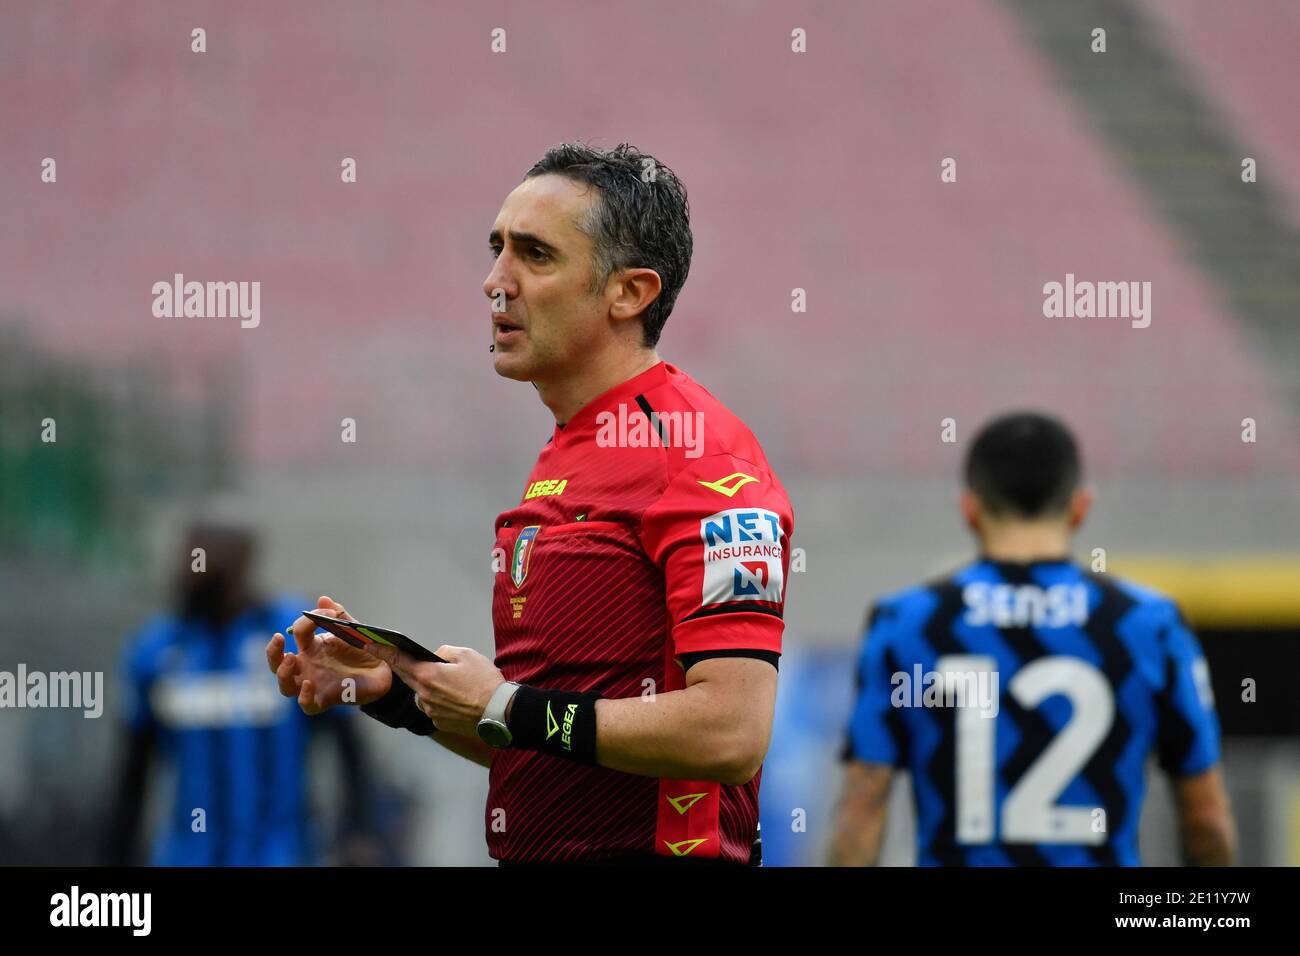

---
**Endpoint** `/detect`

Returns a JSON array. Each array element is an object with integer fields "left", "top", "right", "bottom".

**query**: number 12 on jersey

[{"left": 937, "top": 654, "right": 1114, "bottom": 845}]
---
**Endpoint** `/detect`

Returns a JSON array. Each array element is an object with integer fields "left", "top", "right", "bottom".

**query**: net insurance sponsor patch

[{"left": 699, "top": 508, "right": 785, "bottom": 605}]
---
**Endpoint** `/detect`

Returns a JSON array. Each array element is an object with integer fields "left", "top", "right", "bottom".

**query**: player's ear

[
  {"left": 959, "top": 488, "right": 982, "bottom": 532},
  {"left": 1067, "top": 487, "right": 1094, "bottom": 530}
]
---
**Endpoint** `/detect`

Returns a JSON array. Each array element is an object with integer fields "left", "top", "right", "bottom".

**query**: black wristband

[
  {"left": 360, "top": 676, "right": 437, "bottom": 736},
  {"left": 507, "top": 685, "right": 600, "bottom": 765}
]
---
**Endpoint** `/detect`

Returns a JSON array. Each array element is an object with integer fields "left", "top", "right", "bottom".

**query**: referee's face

[{"left": 484, "top": 174, "right": 610, "bottom": 384}]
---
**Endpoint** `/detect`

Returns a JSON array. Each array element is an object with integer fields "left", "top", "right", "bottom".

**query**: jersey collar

[
  {"left": 976, "top": 553, "right": 1073, "bottom": 565},
  {"left": 552, "top": 360, "right": 671, "bottom": 440}
]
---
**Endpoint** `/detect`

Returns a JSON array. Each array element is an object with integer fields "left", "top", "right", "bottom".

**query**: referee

[{"left": 266, "top": 143, "right": 794, "bottom": 864}]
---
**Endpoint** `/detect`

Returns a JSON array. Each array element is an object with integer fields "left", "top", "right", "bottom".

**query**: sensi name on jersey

[
  {"left": 699, "top": 508, "right": 784, "bottom": 605},
  {"left": 962, "top": 582, "right": 1088, "bottom": 628}
]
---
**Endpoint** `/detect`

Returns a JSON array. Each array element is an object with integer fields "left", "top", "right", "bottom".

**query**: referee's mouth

[{"left": 493, "top": 318, "right": 524, "bottom": 346}]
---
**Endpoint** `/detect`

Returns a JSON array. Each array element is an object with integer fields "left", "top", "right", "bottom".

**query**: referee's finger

[
  {"left": 275, "top": 652, "right": 300, "bottom": 698},
  {"left": 266, "top": 632, "right": 285, "bottom": 674},
  {"left": 298, "top": 678, "right": 320, "bottom": 715},
  {"left": 290, "top": 613, "right": 321, "bottom": 653}
]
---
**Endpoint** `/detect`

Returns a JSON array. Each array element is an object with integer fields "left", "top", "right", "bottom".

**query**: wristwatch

[{"left": 477, "top": 680, "right": 521, "bottom": 748}]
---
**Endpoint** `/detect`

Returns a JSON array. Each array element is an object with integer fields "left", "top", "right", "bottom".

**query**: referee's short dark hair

[
  {"left": 964, "top": 412, "right": 1082, "bottom": 518},
  {"left": 525, "top": 142, "right": 692, "bottom": 349}
]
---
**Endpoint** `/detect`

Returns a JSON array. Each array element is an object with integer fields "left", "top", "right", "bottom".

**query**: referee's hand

[
  {"left": 266, "top": 595, "right": 393, "bottom": 715},
  {"left": 361, "top": 641, "right": 504, "bottom": 738}
]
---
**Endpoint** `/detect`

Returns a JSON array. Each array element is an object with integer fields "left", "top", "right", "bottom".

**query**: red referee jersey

[{"left": 488, "top": 360, "right": 794, "bottom": 863}]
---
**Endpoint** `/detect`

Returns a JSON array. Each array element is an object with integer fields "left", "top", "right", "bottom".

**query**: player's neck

[
  {"left": 978, "top": 524, "right": 1073, "bottom": 564},
  {"left": 536, "top": 348, "right": 661, "bottom": 426}
]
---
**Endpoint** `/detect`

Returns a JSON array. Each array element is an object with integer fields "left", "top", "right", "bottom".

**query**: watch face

[{"left": 477, "top": 719, "right": 511, "bottom": 749}]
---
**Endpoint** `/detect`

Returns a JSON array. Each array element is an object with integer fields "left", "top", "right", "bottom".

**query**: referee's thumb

[
  {"left": 320, "top": 595, "right": 351, "bottom": 619},
  {"left": 363, "top": 642, "right": 398, "bottom": 668}
]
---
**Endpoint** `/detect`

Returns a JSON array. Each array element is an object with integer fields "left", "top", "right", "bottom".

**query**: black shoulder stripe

[{"left": 634, "top": 393, "right": 668, "bottom": 445}]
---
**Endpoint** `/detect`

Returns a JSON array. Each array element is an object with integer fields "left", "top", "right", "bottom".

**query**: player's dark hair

[
  {"left": 964, "top": 412, "right": 1082, "bottom": 518},
  {"left": 525, "top": 142, "right": 692, "bottom": 348}
]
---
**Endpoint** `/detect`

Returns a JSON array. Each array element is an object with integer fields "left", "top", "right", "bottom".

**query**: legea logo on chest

[{"left": 699, "top": 508, "right": 784, "bottom": 605}]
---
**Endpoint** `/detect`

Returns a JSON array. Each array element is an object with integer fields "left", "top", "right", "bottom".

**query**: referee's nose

[{"left": 484, "top": 258, "right": 519, "bottom": 303}]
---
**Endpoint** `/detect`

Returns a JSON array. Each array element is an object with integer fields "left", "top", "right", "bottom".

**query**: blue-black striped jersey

[
  {"left": 121, "top": 595, "right": 331, "bottom": 865},
  {"left": 843, "top": 558, "right": 1220, "bottom": 866}
]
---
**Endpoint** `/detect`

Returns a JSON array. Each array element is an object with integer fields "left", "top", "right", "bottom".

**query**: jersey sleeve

[
  {"left": 639, "top": 453, "right": 793, "bottom": 658},
  {"left": 119, "top": 621, "right": 165, "bottom": 734},
  {"left": 1155, "top": 603, "right": 1221, "bottom": 777},
  {"left": 842, "top": 603, "right": 908, "bottom": 767}
]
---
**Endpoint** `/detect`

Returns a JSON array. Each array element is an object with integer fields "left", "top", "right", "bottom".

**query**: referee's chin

[
  {"left": 490, "top": 351, "right": 530, "bottom": 381},
  {"left": 491, "top": 347, "right": 550, "bottom": 385}
]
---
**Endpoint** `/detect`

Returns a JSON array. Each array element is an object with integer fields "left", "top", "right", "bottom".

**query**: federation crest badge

[{"left": 511, "top": 525, "right": 540, "bottom": 589}]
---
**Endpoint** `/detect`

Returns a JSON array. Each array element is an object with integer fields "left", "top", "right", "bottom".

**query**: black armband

[
  {"left": 507, "top": 685, "right": 601, "bottom": 765},
  {"left": 678, "top": 649, "right": 780, "bottom": 672},
  {"left": 360, "top": 677, "right": 437, "bottom": 736}
]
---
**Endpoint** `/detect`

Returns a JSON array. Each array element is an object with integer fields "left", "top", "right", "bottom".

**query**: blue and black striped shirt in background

[
  {"left": 118, "top": 595, "right": 354, "bottom": 866},
  {"left": 843, "top": 558, "right": 1220, "bottom": 866}
]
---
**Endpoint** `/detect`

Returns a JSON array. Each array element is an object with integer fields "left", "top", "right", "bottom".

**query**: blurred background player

[
  {"left": 103, "top": 519, "right": 376, "bottom": 866},
  {"left": 829, "top": 412, "right": 1236, "bottom": 866}
]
